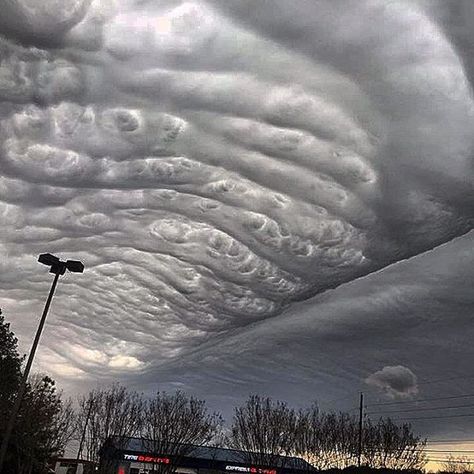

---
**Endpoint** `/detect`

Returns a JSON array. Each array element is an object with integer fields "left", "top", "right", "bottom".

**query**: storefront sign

[
  {"left": 225, "top": 465, "right": 276, "bottom": 474},
  {"left": 124, "top": 454, "right": 139, "bottom": 461},
  {"left": 124, "top": 454, "right": 171, "bottom": 464}
]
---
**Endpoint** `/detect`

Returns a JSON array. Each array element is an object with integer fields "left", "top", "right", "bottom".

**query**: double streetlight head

[{"left": 38, "top": 253, "right": 84, "bottom": 275}]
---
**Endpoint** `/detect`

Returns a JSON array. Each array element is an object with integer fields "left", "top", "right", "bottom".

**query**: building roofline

[
  {"left": 51, "top": 458, "right": 97, "bottom": 465},
  {"left": 106, "top": 435, "right": 309, "bottom": 464}
]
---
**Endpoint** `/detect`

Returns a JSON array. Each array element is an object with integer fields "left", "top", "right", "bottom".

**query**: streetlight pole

[{"left": 0, "top": 254, "right": 84, "bottom": 474}]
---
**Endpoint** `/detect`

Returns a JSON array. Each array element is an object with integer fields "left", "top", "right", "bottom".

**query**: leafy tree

[
  {"left": 0, "top": 308, "right": 23, "bottom": 472},
  {"left": 0, "top": 310, "right": 74, "bottom": 474},
  {"left": 0, "top": 308, "right": 23, "bottom": 414},
  {"left": 12, "top": 375, "right": 69, "bottom": 474}
]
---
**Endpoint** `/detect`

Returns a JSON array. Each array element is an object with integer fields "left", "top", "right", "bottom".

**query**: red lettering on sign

[
  {"left": 137, "top": 455, "right": 170, "bottom": 464},
  {"left": 249, "top": 468, "right": 276, "bottom": 474}
]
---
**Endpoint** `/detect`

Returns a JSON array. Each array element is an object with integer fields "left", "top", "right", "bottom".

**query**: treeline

[
  {"left": 438, "top": 456, "right": 474, "bottom": 474},
  {"left": 80, "top": 389, "right": 426, "bottom": 473},
  {"left": 1, "top": 311, "right": 427, "bottom": 474},
  {"left": 0, "top": 310, "right": 76, "bottom": 474}
]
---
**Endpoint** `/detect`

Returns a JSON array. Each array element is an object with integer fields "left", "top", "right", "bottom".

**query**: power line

[
  {"left": 369, "top": 393, "right": 474, "bottom": 408},
  {"left": 428, "top": 439, "right": 474, "bottom": 444},
  {"left": 425, "top": 450, "right": 474, "bottom": 453},
  {"left": 407, "top": 451, "right": 474, "bottom": 454},
  {"left": 427, "top": 459, "right": 474, "bottom": 464},
  {"left": 419, "top": 375, "right": 474, "bottom": 386},
  {"left": 367, "top": 402, "right": 474, "bottom": 416},
  {"left": 323, "top": 394, "right": 357, "bottom": 407},
  {"left": 391, "top": 413, "right": 474, "bottom": 422}
]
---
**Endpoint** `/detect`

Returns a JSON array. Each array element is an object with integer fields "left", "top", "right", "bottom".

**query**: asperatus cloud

[{"left": 0, "top": 0, "right": 472, "bottom": 378}]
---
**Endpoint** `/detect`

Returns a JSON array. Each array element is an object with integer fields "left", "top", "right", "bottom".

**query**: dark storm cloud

[
  {"left": 0, "top": 0, "right": 472, "bottom": 432},
  {"left": 130, "top": 231, "right": 474, "bottom": 435}
]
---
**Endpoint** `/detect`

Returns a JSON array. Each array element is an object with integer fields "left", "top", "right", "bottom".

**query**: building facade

[{"left": 99, "top": 437, "right": 314, "bottom": 474}]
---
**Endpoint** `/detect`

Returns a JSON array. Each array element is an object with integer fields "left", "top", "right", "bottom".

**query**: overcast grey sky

[{"left": 0, "top": 0, "right": 473, "bottom": 450}]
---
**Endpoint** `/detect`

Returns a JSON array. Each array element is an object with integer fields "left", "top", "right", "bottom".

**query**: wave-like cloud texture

[{"left": 0, "top": 0, "right": 472, "bottom": 378}]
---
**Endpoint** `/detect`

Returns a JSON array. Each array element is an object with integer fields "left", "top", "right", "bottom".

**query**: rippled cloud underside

[{"left": 0, "top": 0, "right": 473, "bottom": 382}]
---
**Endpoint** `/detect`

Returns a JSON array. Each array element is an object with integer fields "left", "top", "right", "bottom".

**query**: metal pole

[
  {"left": 358, "top": 392, "right": 364, "bottom": 468},
  {"left": 0, "top": 271, "right": 61, "bottom": 473}
]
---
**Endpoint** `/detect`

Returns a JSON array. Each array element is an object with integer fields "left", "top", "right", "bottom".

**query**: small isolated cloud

[{"left": 365, "top": 366, "right": 418, "bottom": 399}]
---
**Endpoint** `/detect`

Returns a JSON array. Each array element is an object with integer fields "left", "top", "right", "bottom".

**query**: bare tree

[
  {"left": 228, "top": 395, "right": 299, "bottom": 468},
  {"left": 48, "top": 397, "right": 77, "bottom": 456},
  {"left": 77, "top": 384, "right": 144, "bottom": 464},
  {"left": 296, "top": 406, "right": 359, "bottom": 469},
  {"left": 318, "top": 411, "right": 358, "bottom": 469},
  {"left": 362, "top": 417, "right": 427, "bottom": 470},
  {"left": 295, "top": 404, "right": 324, "bottom": 469},
  {"left": 142, "top": 390, "right": 223, "bottom": 474},
  {"left": 441, "top": 454, "right": 474, "bottom": 474},
  {"left": 296, "top": 406, "right": 426, "bottom": 471}
]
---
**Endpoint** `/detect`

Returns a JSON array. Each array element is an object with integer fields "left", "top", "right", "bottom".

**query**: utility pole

[
  {"left": 0, "top": 254, "right": 84, "bottom": 474},
  {"left": 358, "top": 392, "right": 364, "bottom": 468}
]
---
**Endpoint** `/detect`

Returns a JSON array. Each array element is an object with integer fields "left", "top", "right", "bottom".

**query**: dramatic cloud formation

[
  {"left": 366, "top": 366, "right": 418, "bottom": 399},
  {"left": 0, "top": 0, "right": 473, "bottom": 440}
]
